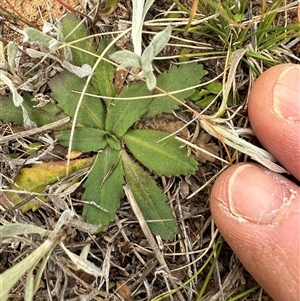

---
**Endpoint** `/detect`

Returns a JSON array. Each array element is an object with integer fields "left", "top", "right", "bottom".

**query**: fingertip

[
  {"left": 210, "top": 163, "right": 300, "bottom": 301},
  {"left": 248, "top": 64, "right": 300, "bottom": 180}
]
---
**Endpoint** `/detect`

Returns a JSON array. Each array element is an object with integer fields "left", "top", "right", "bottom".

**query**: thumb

[{"left": 210, "top": 163, "right": 300, "bottom": 301}]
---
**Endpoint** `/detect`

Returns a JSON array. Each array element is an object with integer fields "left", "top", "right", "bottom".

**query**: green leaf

[
  {"left": 195, "top": 95, "right": 216, "bottom": 108},
  {"left": 105, "top": 82, "right": 151, "bottom": 137},
  {"left": 49, "top": 70, "right": 105, "bottom": 129},
  {"left": 0, "top": 94, "right": 68, "bottom": 128},
  {"left": 189, "top": 89, "right": 209, "bottom": 101},
  {"left": 179, "top": 48, "right": 190, "bottom": 62},
  {"left": 145, "top": 63, "right": 205, "bottom": 116},
  {"left": 106, "top": 134, "right": 121, "bottom": 151},
  {"left": 60, "top": 13, "right": 95, "bottom": 67},
  {"left": 233, "top": 13, "right": 245, "bottom": 22},
  {"left": 0, "top": 95, "right": 22, "bottom": 123},
  {"left": 99, "top": 0, "right": 118, "bottom": 16},
  {"left": 56, "top": 128, "right": 108, "bottom": 152},
  {"left": 121, "top": 149, "right": 178, "bottom": 241},
  {"left": 82, "top": 148, "right": 124, "bottom": 232},
  {"left": 123, "top": 129, "right": 198, "bottom": 176},
  {"left": 93, "top": 39, "right": 116, "bottom": 97},
  {"left": 206, "top": 82, "right": 222, "bottom": 94}
]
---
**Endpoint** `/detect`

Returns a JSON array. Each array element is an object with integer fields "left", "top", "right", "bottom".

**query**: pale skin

[{"left": 210, "top": 64, "right": 300, "bottom": 301}]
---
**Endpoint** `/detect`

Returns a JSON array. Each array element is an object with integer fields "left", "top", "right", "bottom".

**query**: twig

[{"left": 0, "top": 117, "right": 70, "bottom": 144}]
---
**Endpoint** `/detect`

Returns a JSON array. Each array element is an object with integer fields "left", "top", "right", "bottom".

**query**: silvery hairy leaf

[
  {"left": 23, "top": 27, "right": 56, "bottom": 48},
  {"left": 142, "top": 0, "right": 155, "bottom": 21},
  {"left": 150, "top": 25, "right": 172, "bottom": 57},
  {"left": 109, "top": 50, "right": 141, "bottom": 68},
  {"left": 0, "top": 71, "right": 23, "bottom": 107},
  {"left": 144, "top": 70, "right": 157, "bottom": 91},
  {"left": 132, "top": 0, "right": 155, "bottom": 56},
  {"left": 141, "top": 45, "right": 155, "bottom": 72},
  {"left": 7, "top": 42, "right": 18, "bottom": 75},
  {"left": 61, "top": 61, "right": 94, "bottom": 78},
  {"left": 132, "top": 0, "right": 145, "bottom": 56}
]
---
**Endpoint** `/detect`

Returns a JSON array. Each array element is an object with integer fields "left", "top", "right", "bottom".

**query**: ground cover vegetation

[{"left": 0, "top": 0, "right": 299, "bottom": 300}]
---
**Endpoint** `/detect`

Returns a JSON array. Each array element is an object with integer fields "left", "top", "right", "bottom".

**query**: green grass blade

[
  {"left": 0, "top": 238, "right": 57, "bottom": 301},
  {"left": 196, "top": 239, "right": 223, "bottom": 300}
]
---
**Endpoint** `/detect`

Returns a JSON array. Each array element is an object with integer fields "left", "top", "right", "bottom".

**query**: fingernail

[
  {"left": 273, "top": 65, "right": 300, "bottom": 122},
  {"left": 227, "top": 165, "right": 293, "bottom": 224}
]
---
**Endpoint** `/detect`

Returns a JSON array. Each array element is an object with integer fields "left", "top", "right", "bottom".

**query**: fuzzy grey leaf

[
  {"left": 110, "top": 50, "right": 141, "bottom": 68},
  {"left": 141, "top": 45, "right": 155, "bottom": 72},
  {"left": 61, "top": 61, "right": 93, "bottom": 78},
  {"left": 150, "top": 25, "right": 172, "bottom": 56}
]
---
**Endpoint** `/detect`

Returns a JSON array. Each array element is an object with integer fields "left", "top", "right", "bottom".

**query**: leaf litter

[{"left": 0, "top": 0, "right": 299, "bottom": 300}]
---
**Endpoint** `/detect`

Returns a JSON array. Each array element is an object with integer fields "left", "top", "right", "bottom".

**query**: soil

[
  {"left": 0, "top": 0, "right": 83, "bottom": 46},
  {"left": 1, "top": 0, "right": 81, "bottom": 28}
]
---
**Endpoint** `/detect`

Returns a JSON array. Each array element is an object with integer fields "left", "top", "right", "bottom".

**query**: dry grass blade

[
  {"left": 123, "top": 184, "right": 185, "bottom": 301},
  {"left": 0, "top": 117, "right": 70, "bottom": 143},
  {"left": 199, "top": 119, "right": 288, "bottom": 173},
  {"left": 0, "top": 223, "right": 49, "bottom": 238},
  {"left": 211, "top": 48, "right": 249, "bottom": 119},
  {"left": 59, "top": 241, "right": 105, "bottom": 277},
  {"left": 0, "top": 234, "right": 59, "bottom": 301}
]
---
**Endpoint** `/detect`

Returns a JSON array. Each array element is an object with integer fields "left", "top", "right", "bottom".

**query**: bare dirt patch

[{"left": 1, "top": 0, "right": 81, "bottom": 42}]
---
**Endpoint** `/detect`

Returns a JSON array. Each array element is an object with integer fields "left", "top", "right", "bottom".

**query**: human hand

[{"left": 210, "top": 64, "right": 300, "bottom": 301}]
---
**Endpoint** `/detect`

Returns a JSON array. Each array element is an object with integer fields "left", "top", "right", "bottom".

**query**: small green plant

[
  {"left": 49, "top": 16, "right": 204, "bottom": 241},
  {"left": 5, "top": 13, "right": 204, "bottom": 241},
  {"left": 110, "top": 0, "right": 172, "bottom": 90},
  {"left": 176, "top": 0, "right": 300, "bottom": 71},
  {"left": 0, "top": 1, "right": 297, "bottom": 299},
  {"left": 189, "top": 81, "right": 234, "bottom": 108},
  {"left": 110, "top": 25, "right": 172, "bottom": 91}
]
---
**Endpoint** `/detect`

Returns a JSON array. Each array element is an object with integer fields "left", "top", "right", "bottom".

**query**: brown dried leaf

[
  {"left": 116, "top": 280, "right": 134, "bottom": 301},
  {"left": 194, "top": 131, "right": 220, "bottom": 163}
]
